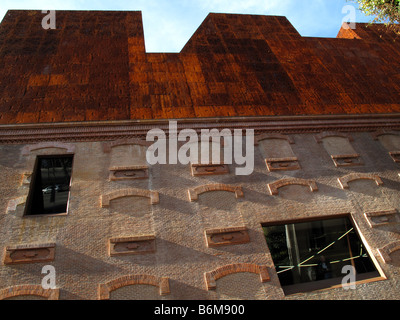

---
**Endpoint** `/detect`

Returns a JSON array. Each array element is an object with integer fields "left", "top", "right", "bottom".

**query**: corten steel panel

[{"left": 0, "top": 10, "right": 400, "bottom": 124}]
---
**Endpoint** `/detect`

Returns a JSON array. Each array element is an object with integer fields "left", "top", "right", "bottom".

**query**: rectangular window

[
  {"left": 263, "top": 215, "right": 382, "bottom": 295},
  {"left": 25, "top": 155, "right": 73, "bottom": 216}
]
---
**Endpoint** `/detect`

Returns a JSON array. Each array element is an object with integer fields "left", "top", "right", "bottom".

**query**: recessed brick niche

[
  {"left": 191, "top": 163, "right": 229, "bottom": 176},
  {"left": 4, "top": 243, "right": 56, "bottom": 265},
  {"left": 331, "top": 154, "right": 363, "bottom": 167},
  {"left": 205, "top": 226, "right": 250, "bottom": 247},
  {"left": 364, "top": 209, "right": 399, "bottom": 228},
  {"left": 265, "top": 157, "right": 300, "bottom": 171},
  {"left": 109, "top": 166, "right": 149, "bottom": 181},
  {"left": 108, "top": 235, "right": 156, "bottom": 256},
  {"left": 389, "top": 151, "right": 400, "bottom": 163}
]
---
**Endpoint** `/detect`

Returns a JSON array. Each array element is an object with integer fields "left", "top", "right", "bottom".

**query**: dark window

[
  {"left": 263, "top": 215, "right": 381, "bottom": 295},
  {"left": 25, "top": 155, "right": 73, "bottom": 216}
]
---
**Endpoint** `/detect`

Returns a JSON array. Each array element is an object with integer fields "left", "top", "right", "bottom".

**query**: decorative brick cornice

[
  {"left": 188, "top": 183, "right": 244, "bottom": 201},
  {"left": 378, "top": 240, "right": 400, "bottom": 264},
  {"left": 204, "top": 263, "right": 270, "bottom": 290},
  {"left": 268, "top": 178, "right": 318, "bottom": 195},
  {"left": 21, "top": 141, "right": 75, "bottom": 155},
  {"left": 0, "top": 285, "right": 59, "bottom": 300},
  {"left": 1, "top": 114, "right": 400, "bottom": 144},
  {"left": 98, "top": 274, "right": 170, "bottom": 299},
  {"left": 101, "top": 188, "right": 159, "bottom": 207},
  {"left": 102, "top": 137, "right": 152, "bottom": 153},
  {"left": 338, "top": 173, "right": 383, "bottom": 189},
  {"left": 254, "top": 133, "right": 294, "bottom": 145},
  {"left": 314, "top": 131, "right": 353, "bottom": 143}
]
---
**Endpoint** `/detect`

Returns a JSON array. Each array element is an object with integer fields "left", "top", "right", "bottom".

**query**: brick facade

[
  {"left": 0, "top": 129, "right": 399, "bottom": 299},
  {"left": 1, "top": 10, "right": 400, "bottom": 300}
]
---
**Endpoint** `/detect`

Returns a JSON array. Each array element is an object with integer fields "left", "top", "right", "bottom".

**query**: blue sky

[{"left": 0, "top": 1, "right": 373, "bottom": 52}]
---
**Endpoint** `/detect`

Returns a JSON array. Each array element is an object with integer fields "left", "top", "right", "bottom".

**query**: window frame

[
  {"left": 261, "top": 213, "right": 386, "bottom": 295},
  {"left": 24, "top": 154, "right": 74, "bottom": 217}
]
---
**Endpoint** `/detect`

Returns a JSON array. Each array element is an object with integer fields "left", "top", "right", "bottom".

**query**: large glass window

[
  {"left": 25, "top": 155, "right": 73, "bottom": 216},
  {"left": 263, "top": 216, "right": 381, "bottom": 294}
]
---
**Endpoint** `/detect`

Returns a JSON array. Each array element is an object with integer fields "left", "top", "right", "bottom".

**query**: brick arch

[
  {"left": 204, "top": 263, "right": 270, "bottom": 290},
  {"left": 268, "top": 178, "right": 318, "bottom": 195},
  {"left": 101, "top": 188, "right": 159, "bottom": 207},
  {"left": 314, "top": 131, "right": 353, "bottom": 143},
  {"left": 102, "top": 138, "right": 152, "bottom": 153},
  {"left": 21, "top": 141, "right": 75, "bottom": 155},
  {"left": 254, "top": 133, "right": 294, "bottom": 145},
  {"left": 371, "top": 130, "right": 400, "bottom": 140},
  {"left": 378, "top": 240, "right": 400, "bottom": 264},
  {"left": 338, "top": 173, "right": 383, "bottom": 189},
  {"left": 98, "top": 274, "right": 170, "bottom": 299},
  {"left": 0, "top": 285, "right": 59, "bottom": 300},
  {"left": 188, "top": 183, "right": 244, "bottom": 202}
]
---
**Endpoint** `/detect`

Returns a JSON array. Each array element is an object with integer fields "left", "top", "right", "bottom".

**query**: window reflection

[
  {"left": 263, "top": 216, "right": 379, "bottom": 294},
  {"left": 25, "top": 155, "right": 73, "bottom": 215}
]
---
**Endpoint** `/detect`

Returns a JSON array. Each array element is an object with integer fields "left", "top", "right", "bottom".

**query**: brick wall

[{"left": 0, "top": 130, "right": 400, "bottom": 299}]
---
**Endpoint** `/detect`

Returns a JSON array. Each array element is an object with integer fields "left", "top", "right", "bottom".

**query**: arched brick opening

[
  {"left": 314, "top": 131, "right": 353, "bottom": 143},
  {"left": 204, "top": 263, "right": 270, "bottom": 290},
  {"left": 98, "top": 274, "right": 170, "bottom": 299},
  {"left": 370, "top": 130, "right": 400, "bottom": 140},
  {"left": 188, "top": 183, "right": 243, "bottom": 201},
  {"left": 101, "top": 188, "right": 159, "bottom": 207},
  {"left": 0, "top": 285, "right": 59, "bottom": 300},
  {"left": 378, "top": 241, "right": 400, "bottom": 264},
  {"left": 338, "top": 173, "right": 383, "bottom": 189},
  {"left": 21, "top": 142, "right": 75, "bottom": 155},
  {"left": 268, "top": 178, "right": 318, "bottom": 195},
  {"left": 254, "top": 133, "right": 294, "bottom": 145}
]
